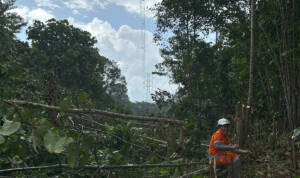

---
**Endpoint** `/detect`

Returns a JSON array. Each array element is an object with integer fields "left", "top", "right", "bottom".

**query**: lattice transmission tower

[{"left": 140, "top": 0, "right": 153, "bottom": 100}]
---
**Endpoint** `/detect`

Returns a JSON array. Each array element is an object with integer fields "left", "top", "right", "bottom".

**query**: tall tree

[
  {"left": 272, "top": 0, "right": 299, "bottom": 170},
  {"left": 241, "top": 0, "right": 256, "bottom": 148},
  {"left": 26, "top": 19, "right": 128, "bottom": 108},
  {"left": 248, "top": 0, "right": 255, "bottom": 108},
  {"left": 104, "top": 60, "right": 130, "bottom": 105},
  {"left": 152, "top": 0, "right": 253, "bottom": 122},
  {"left": 0, "top": 0, "right": 25, "bottom": 51},
  {"left": 0, "top": 0, "right": 27, "bottom": 99}
]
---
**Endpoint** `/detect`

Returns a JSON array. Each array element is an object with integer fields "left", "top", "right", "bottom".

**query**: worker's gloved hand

[
  {"left": 232, "top": 144, "right": 239, "bottom": 150},
  {"left": 240, "top": 149, "right": 251, "bottom": 154}
]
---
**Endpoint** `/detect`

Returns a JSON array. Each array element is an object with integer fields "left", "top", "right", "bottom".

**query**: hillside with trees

[{"left": 0, "top": 0, "right": 299, "bottom": 177}]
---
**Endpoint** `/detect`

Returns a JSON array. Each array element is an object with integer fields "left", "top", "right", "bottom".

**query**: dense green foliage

[{"left": 0, "top": 0, "right": 299, "bottom": 177}]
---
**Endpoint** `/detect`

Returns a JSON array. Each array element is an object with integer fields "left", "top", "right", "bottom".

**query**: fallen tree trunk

[
  {"left": 0, "top": 162, "right": 204, "bottom": 173},
  {"left": 1, "top": 99, "right": 184, "bottom": 126}
]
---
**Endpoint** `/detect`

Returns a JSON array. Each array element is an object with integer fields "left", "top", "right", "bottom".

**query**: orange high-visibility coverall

[{"left": 209, "top": 129, "right": 238, "bottom": 166}]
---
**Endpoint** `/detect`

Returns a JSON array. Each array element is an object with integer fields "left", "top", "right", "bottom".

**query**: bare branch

[
  {"left": 179, "top": 167, "right": 210, "bottom": 178},
  {"left": 143, "top": 175, "right": 171, "bottom": 178},
  {"left": 135, "top": 134, "right": 167, "bottom": 145},
  {"left": 67, "top": 114, "right": 168, "bottom": 146},
  {"left": 200, "top": 144, "right": 209, "bottom": 147}
]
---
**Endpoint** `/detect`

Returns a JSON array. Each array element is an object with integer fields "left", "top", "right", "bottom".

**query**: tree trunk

[
  {"left": 166, "top": 124, "right": 176, "bottom": 156},
  {"left": 234, "top": 102, "right": 242, "bottom": 144},
  {"left": 248, "top": 0, "right": 256, "bottom": 108},
  {"left": 242, "top": 0, "right": 256, "bottom": 148},
  {"left": 48, "top": 72, "right": 59, "bottom": 126}
]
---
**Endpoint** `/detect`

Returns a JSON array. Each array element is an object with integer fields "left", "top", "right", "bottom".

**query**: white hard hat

[{"left": 217, "top": 118, "right": 230, "bottom": 126}]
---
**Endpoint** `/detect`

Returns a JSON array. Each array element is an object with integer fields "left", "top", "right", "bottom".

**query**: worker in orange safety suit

[{"left": 209, "top": 118, "right": 250, "bottom": 178}]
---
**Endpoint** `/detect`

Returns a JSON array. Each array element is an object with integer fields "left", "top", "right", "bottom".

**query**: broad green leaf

[
  {"left": 0, "top": 120, "right": 21, "bottom": 136},
  {"left": 0, "top": 135, "right": 5, "bottom": 144},
  {"left": 160, "top": 169, "right": 170, "bottom": 175},
  {"left": 35, "top": 118, "right": 53, "bottom": 136},
  {"left": 127, "top": 121, "right": 132, "bottom": 127},
  {"left": 55, "top": 137, "right": 74, "bottom": 153},
  {"left": 78, "top": 92, "right": 88, "bottom": 103},
  {"left": 44, "top": 131, "right": 74, "bottom": 154},
  {"left": 44, "top": 131, "right": 57, "bottom": 153}
]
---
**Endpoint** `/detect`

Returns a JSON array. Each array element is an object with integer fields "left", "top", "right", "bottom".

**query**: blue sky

[{"left": 11, "top": 0, "right": 177, "bottom": 102}]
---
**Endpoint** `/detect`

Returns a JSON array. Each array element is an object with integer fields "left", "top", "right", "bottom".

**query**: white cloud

[
  {"left": 8, "top": 6, "right": 29, "bottom": 19},
  {"left": 63, "top": 0, "right": 161, "bottom": 18},
  {"left": 64, "top": 0, "right": 108, "bottom": 11},
  {"left": 9, "top": 7, "right": 54, "bottom": 24},
  {"left": 28, "top": 8, "right": 55, "bottom": 23},
  {"left": 67, "top": 17, "right": 75, "bottom": 24},
  {"left": 108, "top": 0, "right": 161, "bottom": 18},
  {"left": 72, "top": 9, "right": 79, "bottom": 15},
  {"left": 35, "top": 0, "right": 60, "bottom": 9},
  {"left": 68, "top": 17, "right": 177, "bottom": 102}
]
